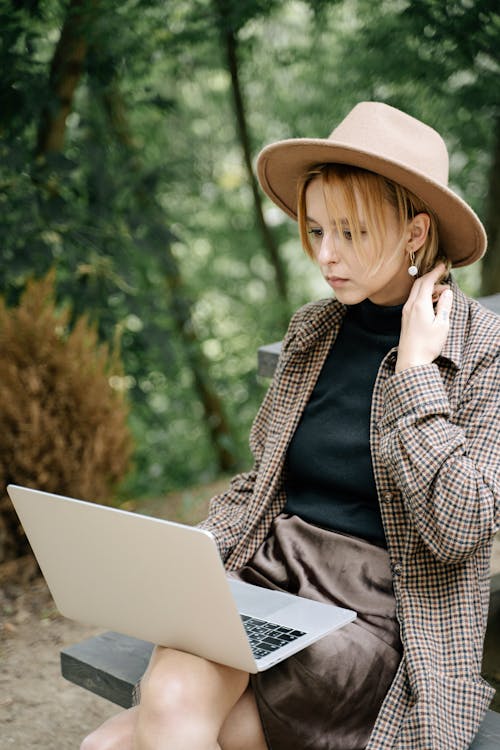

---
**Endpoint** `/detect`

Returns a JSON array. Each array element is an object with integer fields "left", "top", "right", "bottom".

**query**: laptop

[{"left": 7, "top": 484, "right": 356, "bottom": 673}]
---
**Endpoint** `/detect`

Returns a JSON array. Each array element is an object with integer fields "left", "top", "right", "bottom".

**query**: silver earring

[{"left": 408, "top": 250, "right": 418, "bottom": 277}]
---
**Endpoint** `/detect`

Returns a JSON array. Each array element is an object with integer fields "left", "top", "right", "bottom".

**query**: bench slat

[
  {"left": 61, "top": 631, "right": 153, "bottom": 708},
  {"left": 471, "top": 710, "right": 500, "bottom": 749},
  {"left": 479, "top": 293, "right": 500, "bottom": 316},
  {"left": 61, "top": 631, "right": 500, "bottom": 746}
]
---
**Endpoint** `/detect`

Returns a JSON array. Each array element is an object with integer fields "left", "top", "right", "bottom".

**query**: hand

[{"left": 396, "top": 263, "right": 453, "bottom": 373}]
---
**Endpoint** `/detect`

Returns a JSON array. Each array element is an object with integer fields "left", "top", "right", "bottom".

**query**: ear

[{"left": 407, "top": 212, "right": 431, "bottom": 254}]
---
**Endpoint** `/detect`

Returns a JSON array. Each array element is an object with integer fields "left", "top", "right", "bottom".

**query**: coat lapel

[{"left": 225, "top": 299, "right": 345, "bottom": 569}]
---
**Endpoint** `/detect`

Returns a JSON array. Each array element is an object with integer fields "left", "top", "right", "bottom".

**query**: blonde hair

[{"left": 297, "top": 164, "right": 447, "bottom": 276}]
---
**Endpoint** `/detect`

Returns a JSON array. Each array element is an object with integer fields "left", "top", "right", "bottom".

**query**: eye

[
  {"left": 342, "top": 228, "right": 368, "bottom": 241},
  {"left": 307, "top": 227, "right": 323, "bottom": 239}
]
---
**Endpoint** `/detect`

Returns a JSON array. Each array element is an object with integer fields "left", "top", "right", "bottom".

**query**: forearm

[
  {"left": 198, "top": 469, "right": 257, "bottom": 562},
  {"left": 378, "top": 364, "right": 499, "bottom": 563}
]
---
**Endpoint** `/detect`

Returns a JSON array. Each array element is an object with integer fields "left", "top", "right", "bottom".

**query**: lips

[{"left": 326, "top": 276, "right": 349, "bottom": 288}]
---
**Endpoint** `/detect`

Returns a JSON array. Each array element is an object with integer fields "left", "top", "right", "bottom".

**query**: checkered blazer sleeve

[{"left": 377, "top": 349, "right": 499, "bottom": 564}]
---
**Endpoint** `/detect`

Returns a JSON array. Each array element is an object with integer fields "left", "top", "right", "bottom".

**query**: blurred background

[{"left": 1, "top": 0, "right": 499, "bottom": 564}]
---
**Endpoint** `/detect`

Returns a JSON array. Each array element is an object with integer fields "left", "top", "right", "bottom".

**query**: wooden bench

[
  {"left": 61, "top": 578, "right": 500, "bottom": 747},
  {"left": 61, "top": 292, "right": 500, "bottom": 747}
]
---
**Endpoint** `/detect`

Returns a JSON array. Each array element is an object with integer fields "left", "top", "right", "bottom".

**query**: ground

[
  {"left": 1, "top": 485, "right": 499, "bottom": 750},
  {"left": 0, "top": 577, "right": 119, "bottom": 750},
  {"left": 0, "top": 483, "right": 222, "bottom": 750}
]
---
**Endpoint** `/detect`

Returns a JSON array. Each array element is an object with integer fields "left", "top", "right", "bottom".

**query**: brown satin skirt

[{"left": 232, "top": 514, "right": 402, "bottom": 750}]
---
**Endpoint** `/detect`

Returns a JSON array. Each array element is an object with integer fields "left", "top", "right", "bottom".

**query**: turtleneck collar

[{"left": 347, "top": 297, "right": 403, "bottom": 336}]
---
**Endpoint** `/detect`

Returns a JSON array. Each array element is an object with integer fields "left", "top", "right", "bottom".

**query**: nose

[{"left": 317, "top": 231, "right": 340, "bottom": 265}]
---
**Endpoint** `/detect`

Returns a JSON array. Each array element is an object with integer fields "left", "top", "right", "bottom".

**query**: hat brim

[{"left": 257, "top": 138, "right": 486, "bottom": 267}]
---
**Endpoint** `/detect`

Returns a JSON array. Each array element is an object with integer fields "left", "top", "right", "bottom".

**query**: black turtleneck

[{"left": 284, "top": 298, "right": 403, "bottom": 548}]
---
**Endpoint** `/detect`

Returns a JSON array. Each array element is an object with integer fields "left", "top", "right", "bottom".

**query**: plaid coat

[{"left": 199, "top": 278, "right": 500, "bottom": 749}]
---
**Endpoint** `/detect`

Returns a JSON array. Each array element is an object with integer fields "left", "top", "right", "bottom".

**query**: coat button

[
  {"left": 382, "top": 492, "right": 393, "bottom": 504},
  {"left": 392, "top": 561, "right": 402, "bottom": 576}
]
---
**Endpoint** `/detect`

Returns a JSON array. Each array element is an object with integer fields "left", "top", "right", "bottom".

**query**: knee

[
  {"left": 79, "top": 709, "right": 135, "bottom": 750},
  {"left": 140, "top": 661, "right": 199, "bottom": 722},
  {"left": 140, "top": 647, "right": 235, "bottom": 728},
  {"left": 138, "top": 647, "right": 249, "bottom": 742},
  {"left": 80, "top": 726, "right": 126, "bottom": 750},
  {"left": 80, "top": 732, "right": 102, "bottom": 750}
]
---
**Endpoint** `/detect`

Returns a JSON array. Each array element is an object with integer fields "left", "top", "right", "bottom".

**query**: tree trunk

[
  {"left": 34, "top": 0, "right": 238, "bottom": 473},
  {"left": 0, "top": 0, "right": 96, "bottom": 564},
  {"left": 36, "top": 0, "right": 94, "bottom": 155},
  {"left": 161, "top": 245, "right": 239, "bottom": 473},
  {"left": 97, "top": 71, "right": 239, "bottom": 473},
  {"left": 481, "top": 114, "right": 500, "bottom": 295},
  {"left": 216, "top": 8, "right": 289, "bottom": 305}
]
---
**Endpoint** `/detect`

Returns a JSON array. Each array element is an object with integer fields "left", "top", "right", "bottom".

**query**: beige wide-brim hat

[{"left": 256, "top": 102, "right": 486, "bottom": 267}]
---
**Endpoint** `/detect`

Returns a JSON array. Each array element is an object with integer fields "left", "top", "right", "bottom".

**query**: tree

[
  {"left": 483, "top": 120, "right": 500, "bottom": 294},
  {"left": 35, "top": 0, "right": 94, "bottom": 155},
  {"left": 334, "top": 0, "right": 500, "bottom": 293},
  {"left": 395, "top": 0, "right": 500, "bottom": 294},
  {"left": 211, "top": 0, "right": 289, "bottom": 306},
  {"left": 88, "top": 36, "right": 239, "bottom": 474},
  {"left": 7, "top": 0, "right": 495, "bottom": 501},
  {"left": 2, "top": 0, "right": 249, "bottom": 494}
]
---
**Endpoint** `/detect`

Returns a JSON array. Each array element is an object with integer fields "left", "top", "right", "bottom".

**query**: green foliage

[
  {"left": 1, "top": 0, "right": 498, "bottom": 502},
  {"left": 344, "top": 0, "right": 499, "bottom": 199}
]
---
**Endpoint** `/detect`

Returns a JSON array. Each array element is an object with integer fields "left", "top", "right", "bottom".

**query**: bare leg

[
  {"left": 80, "top": 707, "right": 138, "bottom": 750},
  {"left": 219, "top": 685, "right": 268, "bottom": 750},
  {"left": 80, "top": 646, "right": 267, "bottom": 750},
  {"left": 133, "top": 646, "right": 249, "bottom": 749}
]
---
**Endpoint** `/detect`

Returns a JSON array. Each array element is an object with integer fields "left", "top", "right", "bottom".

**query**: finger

[
  {"left": 417, "top": 263, "right": 447, "bottom": 291},
  {"left": 432, "top": 284, "right": 450, "bottom": 294},
  {"left": 406, "top": 263, "right": 446, "bottom": 304},
  {"left": 430, "top": 261, "right": 447, "bottom": 277},
  {"left": 434, "top": 287, "right": 453, "bottom": 323},
  {"left": 414, "top": 268, "right": 449, "bottom": 310},
  {"left": 432, "top": 283, "right": 450, "bottom": 302}
]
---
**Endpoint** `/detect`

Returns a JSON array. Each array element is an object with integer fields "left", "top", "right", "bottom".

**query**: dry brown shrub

[{"left": 0, "top": 271, "right": 133, "bottom": 563}]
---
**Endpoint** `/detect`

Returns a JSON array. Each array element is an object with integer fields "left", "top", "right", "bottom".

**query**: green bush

[{"left": 0, "top": 271, "right": 132, "bottom": 563}]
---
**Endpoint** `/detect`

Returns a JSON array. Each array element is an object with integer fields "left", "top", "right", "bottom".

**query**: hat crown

[
  {"left": 330, "top": 102, "right": 449, "bottom": 186},
  {"left": 256, "top": 100, "right": 486, "bottom": 266}
]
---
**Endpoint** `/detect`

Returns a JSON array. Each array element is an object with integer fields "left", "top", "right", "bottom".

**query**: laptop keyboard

[{"left": 241, "top": 614, "right": 306, "bottom": 660}]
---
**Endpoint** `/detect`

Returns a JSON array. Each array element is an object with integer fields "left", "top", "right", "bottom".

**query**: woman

[{"left": 82, "top": 103, "right": 499, "bottom": 750}]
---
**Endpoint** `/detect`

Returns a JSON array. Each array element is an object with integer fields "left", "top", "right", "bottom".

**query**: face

[{"left": 305, "top": 177, "right": 414, "bottom": 306}]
